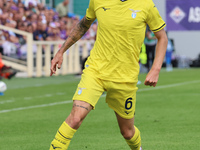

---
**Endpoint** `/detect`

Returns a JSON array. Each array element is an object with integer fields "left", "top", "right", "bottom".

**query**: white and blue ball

[{"left": 0, "top": 81, "right": 7, "bottom": 93}]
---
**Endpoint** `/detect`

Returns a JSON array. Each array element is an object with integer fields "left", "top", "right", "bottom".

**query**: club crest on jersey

[
  {"left": 129, "top": 9, "right": 141, "bottom": 19},
  {"left": 78, "top": 87, "right": 86, "bottom": 95}
]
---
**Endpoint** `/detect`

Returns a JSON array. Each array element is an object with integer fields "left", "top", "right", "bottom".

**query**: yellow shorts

[{"left": 73, "top": 72, "right": 138, "bottom": 119}]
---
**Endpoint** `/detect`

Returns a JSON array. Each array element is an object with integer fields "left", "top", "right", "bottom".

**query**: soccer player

[
  {"left": 0, "top": 53, "right": 17, "bottom": 80},
  {"left": 49, "top": 0, "right": 168, "bottom": 149}
]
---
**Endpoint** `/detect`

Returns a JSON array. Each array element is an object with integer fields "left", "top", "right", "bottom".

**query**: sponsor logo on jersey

[
  {"left": 129, "top": 9, "right": 141, "bottom": 19},
  {"left": 121, "top": 0, "right": 127, "bottom": 2},
  {"left": 170, "top": 6, "right": 186, "bottom": 23}
]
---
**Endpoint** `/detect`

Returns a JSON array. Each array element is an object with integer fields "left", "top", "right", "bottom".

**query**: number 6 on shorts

[{"left": 125, "top": 98, "right": 133, "bottom": 110}]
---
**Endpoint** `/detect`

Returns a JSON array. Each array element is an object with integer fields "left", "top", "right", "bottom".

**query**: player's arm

[
  {"left": 59, "top": 16, "right": 95, "bottom": 54},
  {"left": 50, "top": 16, "right": 95, "bottom": 76},
  {"left": 144, "top": 28, "right": 168, "bottom": 87}
]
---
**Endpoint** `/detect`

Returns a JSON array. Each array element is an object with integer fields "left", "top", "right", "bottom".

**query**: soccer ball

[{"left": 0, "top": 81, "right": 7, "bottom": 93}]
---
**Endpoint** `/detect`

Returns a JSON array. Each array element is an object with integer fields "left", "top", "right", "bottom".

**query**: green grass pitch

[{"left": 0, "top": 68, "right": 200, "bottom": 150}]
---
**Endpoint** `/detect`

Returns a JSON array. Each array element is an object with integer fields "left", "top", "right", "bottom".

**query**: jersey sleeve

[
  {"left": 86, "top": 0, "right": 96, "bottom": 20},
  {"left": 146, "top": 0, "right": 166, "bottom": 32}
]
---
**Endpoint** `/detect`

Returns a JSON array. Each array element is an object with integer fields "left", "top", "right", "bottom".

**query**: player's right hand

[
  {"left": 144, "top": 68, "right": 160, "bottom": 87},
  {"left": 50, "top": 52, "right": 63, "bottom": 76}
]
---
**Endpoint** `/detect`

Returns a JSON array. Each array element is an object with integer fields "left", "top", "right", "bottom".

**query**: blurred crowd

[{"left": 0, "top": 0, "right": 97, "bottom": 59}]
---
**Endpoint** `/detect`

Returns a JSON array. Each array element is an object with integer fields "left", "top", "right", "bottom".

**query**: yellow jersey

[{"left": 84, "top": 0, "right": 166, "bottom": 82}]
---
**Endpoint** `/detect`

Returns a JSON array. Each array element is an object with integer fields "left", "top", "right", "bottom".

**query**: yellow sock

[
  {"left": 125, "top": 126, "right": 141, "bottom": 150},
  {"left": 50, "top": 121, "right": 76, "bottom": 150}
]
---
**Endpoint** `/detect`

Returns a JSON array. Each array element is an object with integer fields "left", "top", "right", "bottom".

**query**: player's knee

[
  {"left": 120, "top": 129, "right": 134, "bottom": 140},
  {"left": 70, "top": 116, "right": 82, "bottom": 128},
  {"left": 67, "top": 113, "right": 84, "bottom": 129}
]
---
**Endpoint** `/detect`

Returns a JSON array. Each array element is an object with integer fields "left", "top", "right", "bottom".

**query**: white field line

[
  {"left": 0, "top": 92, "right": 66, "bottom": 104},
  {"left": 0, "top": 100, "right": 15, "bottom": 104},
  {"left": 0, "top": 80, "right": 199, "bottom": 114},
  {"left": 137, "top": 80, "right": 200, "bottom": 92},
  {"left": 23, "top": 93, "right": 65, "bottom": 100},
  {"left": 0, "top": 100, "right": 72, "bottom": 114}
]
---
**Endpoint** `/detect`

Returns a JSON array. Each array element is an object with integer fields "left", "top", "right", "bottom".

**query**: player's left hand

[{"left": 144, "top": 69, "right": 160, "bottom": 87}]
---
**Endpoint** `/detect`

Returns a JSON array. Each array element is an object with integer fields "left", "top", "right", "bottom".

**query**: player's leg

[
  {"left": 50, "top": 72, "right": 104, "bottom": 150},
  {"left": 115, "top": 113, "right": 142, "bottom": 150},
  {"left": 105, "top": 81, "right": 141, "bottom": 150},
  {"left": 65, "top": 100, "right": 92, "bottom": 129},
  {"left": 50, "top": 100, "right": 92, "bottom": 150}
]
